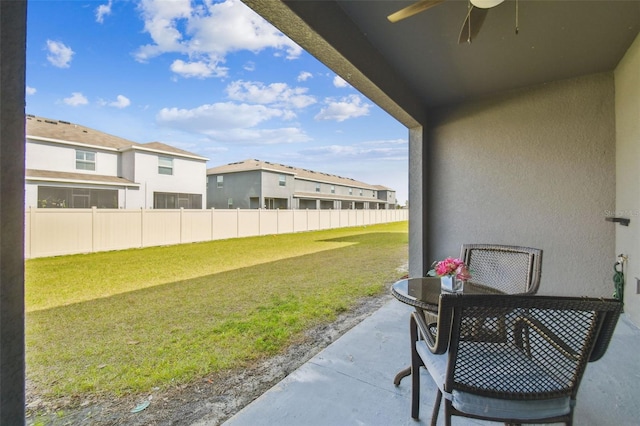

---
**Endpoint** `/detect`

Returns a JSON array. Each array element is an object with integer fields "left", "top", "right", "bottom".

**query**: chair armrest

[
  {"left": 589, "top": 307, "right": 622, "bottom": 362},
  {"left": 514, "top": 316, "right": 579, "bottom": 361},
  {"left": 411, "top": 310, "right": 451, "bottom": 354}
]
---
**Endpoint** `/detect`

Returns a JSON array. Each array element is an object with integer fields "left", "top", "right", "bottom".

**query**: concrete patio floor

[{"left": 219, "top": 293, "right": 640, "bottom": 426}]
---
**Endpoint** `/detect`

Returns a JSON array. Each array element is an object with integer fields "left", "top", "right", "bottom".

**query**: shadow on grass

[{"left": 26, "top": 232, "right": 408, "bottom": 399}]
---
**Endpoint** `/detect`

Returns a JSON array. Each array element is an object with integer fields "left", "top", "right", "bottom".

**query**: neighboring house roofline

[
  {"left": 211, "top": 167, "right": 297, "bottom": 177},
  {"left": 207, "top": 159, "right": 388, "bottom": 191},
  {"left": 26, "top": 169, "right": 140, "bottom": 188},
  {"left": 294, "top": 191, "right": 389, "bottom": 203},
  {"left": 295, "top": 177, "right": 375, "bottom": 191},
  {"left": 26, "top": 115, "right": 137, "bottom": 150},
  {"left": 27, "top": 135, "right": 120, "bottom": 152},
  {"left": 121, "top": 144, "right": 208, "bottom": 162},
  {"left": 29, "top": 135, "right": 209, "bottom": 162},
  {"left": 26, "top": 115, "right": 206, "bottom": 160}
]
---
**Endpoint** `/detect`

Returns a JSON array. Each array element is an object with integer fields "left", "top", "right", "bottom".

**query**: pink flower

[
  {"left": 429, "top": 257, "right": 471, "bottom": 280},
  {"left": 456, "top": 264, "right": 472, "bottom": 281}
]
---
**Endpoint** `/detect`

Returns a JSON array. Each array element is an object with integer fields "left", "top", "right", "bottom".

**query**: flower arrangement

[{"left": 427, "top": 257, "right": 471, "bottom": 281}]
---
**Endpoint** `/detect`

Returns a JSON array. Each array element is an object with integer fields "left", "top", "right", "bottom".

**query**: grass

[{"left": 26, "top": 222, "right": 408, "bottom": 400}]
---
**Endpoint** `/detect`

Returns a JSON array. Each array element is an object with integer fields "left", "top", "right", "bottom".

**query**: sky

[{"left": 25, "top": 0, "right": 409, "bottom": 205}]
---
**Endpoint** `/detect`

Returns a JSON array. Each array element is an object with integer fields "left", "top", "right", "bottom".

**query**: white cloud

[
  {"left": 206, "top": 127, "right": 310, "bottom": 144},
  {"left": 134, "top": 0, "right": 192, "bottom": 62},
  {"left": 157, "top": 102, "right": 285, "bottom": 132},
  {"left": 185, "top": 1, "right": 302, "bottom": 58},
  {"left": 26, "top": 86, "right": 37, "bottom": 95},
  {"left": 300, "top": 139, "right": 408, "bottom": 161},
  {"left": 243, "top": 61, "right": 256, "bottom": 72},
  {"left": 170, "top": 59, "right": 228, "bottom": 78},
  {"left": 157, "top": 102, "right": 310, "bottom": 144},
  {"left": 225, "top": 80, "right": 316, "bottom": 109},
  {"left": 46, "top": 40, "right": 74, "bottom": 68},
  {"left": 109, "top": 95, "right": 131, "bottom": 108},
  {"left": 134, "top": 0, "right": 302, "bottom": 78},
  {"left": 297, "top": 71, "right": 312, "bottom": 82},
  {"left": 96, "top": 0, "right": 113, "bottom": 23},
  {"left": 333, "top": 75, "right": 348, "bottom": 88},
  {"left": 362, "top": 138, "right": 408, "bottom": 147},
  {"left": 63, "top": 92, "right": 88, "bottom": 106},
  {"left": 315, "top": 95, "right": 370, "bottom": 122}
]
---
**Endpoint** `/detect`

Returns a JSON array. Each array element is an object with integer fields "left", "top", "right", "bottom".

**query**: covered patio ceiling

[{"left": 243, "top": 0, "right": 639, "bottom": 127}]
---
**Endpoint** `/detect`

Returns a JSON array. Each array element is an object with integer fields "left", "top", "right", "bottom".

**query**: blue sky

[{"left": 26, "top": 0, "right": 409, "bottom": 204}]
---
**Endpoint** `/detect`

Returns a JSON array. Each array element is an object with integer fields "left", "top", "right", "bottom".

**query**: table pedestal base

[{"left": 393, "top": 366, "right": 411, "bottom": 386}]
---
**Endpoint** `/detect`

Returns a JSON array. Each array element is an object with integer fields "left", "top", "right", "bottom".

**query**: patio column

[
  {"left": 0, "top": 0, "right": 27, "bottom": 423},
  {"left": 409, "top": 125, "right": 430, "bottom": 277}
]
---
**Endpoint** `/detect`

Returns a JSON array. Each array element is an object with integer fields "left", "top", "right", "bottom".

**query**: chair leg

[
  {"left": 411, "top": 362, "right": 420, "bottom": 419},
  {"left": 430, "top": 390, "right": 442, "bottom": 426},
  {"left": 444, "top": 398, "right": 452, "bottom": 426},
  {"left": 565, "top": 403, "right": 574, "bottom": 425},
  {"left": 410, "top": 316, "right": 421, "bottom": 419}
]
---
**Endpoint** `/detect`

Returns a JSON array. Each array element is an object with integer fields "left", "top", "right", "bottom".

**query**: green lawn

[{"left": 26, "top": 222, "right": 408, "bottom": 400}]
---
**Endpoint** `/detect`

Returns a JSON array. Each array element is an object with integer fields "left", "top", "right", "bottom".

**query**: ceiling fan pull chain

[
  {"left": 515, "top": 0, "right": 519, "bottom": 35},
  {"left": 467, "top": 1, "right": 472, "bottom": 43}
]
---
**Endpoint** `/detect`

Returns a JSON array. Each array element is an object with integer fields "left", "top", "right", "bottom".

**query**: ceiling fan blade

[
  {"left": 387, "top": 0, "right": 446, "bottom": 23},
  {"left": 458, "top": 6, "right": 489, "bottom": 43},
  {"left": 470, "top": 0, "right": 504, "bottom": 9}
]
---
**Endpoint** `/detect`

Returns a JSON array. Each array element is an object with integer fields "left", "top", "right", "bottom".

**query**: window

[
  {"left": 38, "top": 186, "right": 117, "bottom": 208},
  {"left": 349, "top": 188, "right": 353, "bottom": 195},
  {"left": 217, "top": 175, "right": 224, "bottom": 188},
  {"left": 153, "top": 192, "right": 202, "bottom": 209},
  {"left": 315, "top": 183, "right": 321, "bottom": 192},
  {"left": 359, "top": 189, "right": 363, "bottom": 196},
  {"left": 279, "top": 174, "right": 286, "bottom": 186},
  {"left": 331, "top": 185, "right": 335, "bottom": 194},
  {"left": 158, "top": 156, "right": 173, "bottom": 175},
  {"left": 76, "top": 150, "right": 96, "bottom": 171}
]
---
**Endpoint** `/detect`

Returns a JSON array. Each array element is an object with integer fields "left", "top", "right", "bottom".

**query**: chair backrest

[
  {"left": 437, "top": 294, "right": 622, "bottom": 401},
  {"left": 460, "top": 244, "right": 542, "bottom": 294}
]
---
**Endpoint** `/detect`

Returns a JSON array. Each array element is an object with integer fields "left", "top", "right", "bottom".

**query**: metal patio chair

[
  {"left": 410, "top": 293, "right": 622, "bottom": 425},
  {"left": 460, "top": 244, "right": 543, "bottom": 295}
]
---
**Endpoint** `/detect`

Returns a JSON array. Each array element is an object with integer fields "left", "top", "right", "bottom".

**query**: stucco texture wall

[
  {"left": 615, "top": 33, "right": 640, "bottom": 326},
  {"left": 426, "top": 73, "right": 616, "bottom": 297}
]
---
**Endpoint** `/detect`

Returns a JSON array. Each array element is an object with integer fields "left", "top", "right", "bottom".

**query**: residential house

[
  {"left": 206, "top": 159, "right": 397, "bottom": 210},
  {"left": 25, "top": 115, "right": 208, "bottom": 209}
]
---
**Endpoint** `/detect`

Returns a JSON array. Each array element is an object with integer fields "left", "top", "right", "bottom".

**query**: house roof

[
  {"left": 294, "top": 191, "right": 385, "bottom": 203},
  {"left": 139, "top": 141, "right": 205, "bottom": 158},
  {"left": 25, "top": 169, "right": 139, "bottom": 187},
  {"left": 207, "top": 159, "right": 392, "bottom": 191},
  {"left": 373, "top": 184, "right": 393, "bottom": 191},
  {"left": 26, "top": 115, "right": 207, "bottom": 161},
  {"left": 242, "top": 1, "right": 640, "bottom": 128}
]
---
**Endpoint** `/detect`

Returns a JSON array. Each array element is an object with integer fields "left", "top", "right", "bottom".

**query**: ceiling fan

[{"left": 387, "top": 0, "right": 514, "bottom": 44}]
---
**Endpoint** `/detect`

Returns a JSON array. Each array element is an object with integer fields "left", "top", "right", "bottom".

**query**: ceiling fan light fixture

[{"left": 470, "top": 0, "right": 504, "bottom": 9}]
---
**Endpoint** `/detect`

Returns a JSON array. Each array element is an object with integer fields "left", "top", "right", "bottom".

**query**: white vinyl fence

[{"left": 25, "top": 207, "right": 408, "bottom": 259}]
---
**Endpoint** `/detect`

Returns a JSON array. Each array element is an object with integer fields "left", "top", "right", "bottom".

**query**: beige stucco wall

[
  {"left": 615, "top": 33, "right": 640, "bottom": 326},
  {"left": 426, "top": 73, "right": 616, "bottom": 297}
]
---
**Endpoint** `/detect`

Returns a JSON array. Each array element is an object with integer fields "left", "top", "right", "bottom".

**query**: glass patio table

[{"left": 390, "top": 277, "right": 502, "bottom": 385}]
